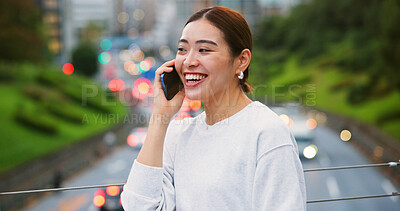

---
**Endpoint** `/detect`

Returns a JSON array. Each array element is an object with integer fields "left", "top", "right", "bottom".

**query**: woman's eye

[
  {"left": 177, "top": 48, "right": 186, "bottom": 52},
  {"left": 199, "top": 49, "right": 211, "bottom": 52}
]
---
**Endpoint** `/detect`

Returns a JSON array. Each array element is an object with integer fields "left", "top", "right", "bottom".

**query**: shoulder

[
  {"left": 246, "top": 102, "right": 297, "bottom": 159},
  {"left": 246, "top": 101, "right": 289, "bottom": 131}
]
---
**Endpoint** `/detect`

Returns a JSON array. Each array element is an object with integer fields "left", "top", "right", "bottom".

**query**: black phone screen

[{"left": 160, "top": 66, "right": 184, "bottom": 100}]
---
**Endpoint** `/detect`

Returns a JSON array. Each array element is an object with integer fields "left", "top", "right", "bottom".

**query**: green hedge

[
  {"left": 43, "top": 102, "right": 83, "bottom": 124},
  {"left": 0, "top": 63, "right": 14, "bottom": 82},
  {"left": 61, "top": 84, "right": 112, "bottom": 113},
  {"left": 14, "top": 106, "right": 58, "bottom": 134}
]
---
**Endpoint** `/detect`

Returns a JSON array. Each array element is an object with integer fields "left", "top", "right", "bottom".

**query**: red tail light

[
  {"left": 93, "top": 189, "right": 105, "bottom": 207},
  {"left": 106, "top": 186, "right": 120, "bottom": 196}
]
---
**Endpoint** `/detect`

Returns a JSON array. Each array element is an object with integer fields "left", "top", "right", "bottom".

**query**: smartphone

[{"left": 160, "top": 66, "right": 184, "bottom": 100}]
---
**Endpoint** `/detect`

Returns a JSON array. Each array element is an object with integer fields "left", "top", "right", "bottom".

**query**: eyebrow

[{"left": 179, "top": 39, "right": 218, "bottom": 46}]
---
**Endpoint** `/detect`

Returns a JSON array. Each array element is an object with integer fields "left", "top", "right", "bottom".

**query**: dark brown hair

[{"left": 185, "top": 6, "right": 253, "bottom": 93}]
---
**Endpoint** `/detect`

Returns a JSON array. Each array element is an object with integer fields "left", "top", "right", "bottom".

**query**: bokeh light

[
  {"left": 159, "top": 45, "right": 171, "bottom": 59},
  {"left": 146, "top": 57, "right": 156, "bottom": 66},
  {"left": 279, "top": 114, "right": 290, "bottom": 125},
  {"left": 119, "top": 50, "right": 131, "bottom": 61},
  {"left": 316, "top": 112, "right": 327, "bottom": 124},
  {"left": 303, "top": 145, "right": 318, "bottom": 159},
  {"left": 132, "top": 50, "right": 144, "bottom": 63},
  {"left": 106, "top": 186, "right": 120, "bottom": 196},
  {"left": 132, "top": 77, "right": 153, "bottom": 99},
  {"left": 127, "top": 134, "right": 140, "bottom": 147},
  {"left": 117, "top": 12, "right": 129, "bottom": 24},
  {"left": 134, "top": 77, "right": 152, "bottom": 89},
  {"left": 62, "top": 63, "right": 74, "bottom": 75},
  {"left": 108, "top": 78, "right": 125, "bottom": 91},
  {"left": 132, "top": 88, "right": 146, "bottom": 100},
  {"left": 340, "top": 129, "right": 352, "bottom": 141},
  {"left": 93, "top": 189, "right": 105, "bottom": 207},
  {"left": 175, "top": 111, "right": 192, "bottom": 120},
  {"left": 128, "top": 43, "right": 140, "bottom": 52},
  {"left": 306, "top": 118, "right": 317, "bottom": 130},
  {"left": 133, "top": 9, "right": 145, "bottom": 21},
  {"left": 138, "top": 59, "right": 151, "bottom": 72},
  {"left": 100, "top": 39, "right": 112, "bottom": 51},
  {"left": 138, "top": 82, "right": 150, "bottom": 95},
  {"left": 190, "top": 100, "right": 202, "bottom": 111},
  {"left": 373, "top": 146, "right": 383, "bottom": 158},
  {"left": 99, "top": 52, "right": 112, "bottom": 64},
  {"left": 127, "top": 44, "right": 145, "bottom": 62},
  {"left": 124, "top": 61, "right": 140, "bottom": 75}
]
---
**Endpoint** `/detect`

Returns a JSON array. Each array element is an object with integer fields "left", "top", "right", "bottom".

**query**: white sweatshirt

[{"left": 121, "top": 101, "right": 306, "bottom": 211}]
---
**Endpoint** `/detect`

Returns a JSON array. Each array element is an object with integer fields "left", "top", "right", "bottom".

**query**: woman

[{"left": 121, "top": 6, "right": 306, "bottom": 210}]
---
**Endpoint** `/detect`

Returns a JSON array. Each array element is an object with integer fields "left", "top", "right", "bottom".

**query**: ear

[{"left": 234, "top": 49, "right": 251, "bottom": 75}]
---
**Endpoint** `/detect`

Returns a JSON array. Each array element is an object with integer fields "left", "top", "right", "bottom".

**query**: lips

[{"left": 184, "top": 73, "right": 208, "bottom": 87}]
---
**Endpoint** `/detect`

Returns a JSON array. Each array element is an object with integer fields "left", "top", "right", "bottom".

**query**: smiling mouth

[{"left": 184, "top": 73, "right": 208, "bottom": 84}]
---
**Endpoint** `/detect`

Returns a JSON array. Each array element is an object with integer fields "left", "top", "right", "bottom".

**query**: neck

[{"left": 203, "top": 86, "right": 252, "bottom": 126}]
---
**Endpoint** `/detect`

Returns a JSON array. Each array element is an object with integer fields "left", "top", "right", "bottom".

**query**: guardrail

[{"left": 1, "top": 161, "right": 399, "bottom": 205}]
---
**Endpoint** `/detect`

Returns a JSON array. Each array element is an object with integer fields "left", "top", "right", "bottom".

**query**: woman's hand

[
  {"left": 152, "top": 60, "right": 185, "bottom": 121},
  {"left": 136, "top": 60, "right": 184, "bottom": 167}
]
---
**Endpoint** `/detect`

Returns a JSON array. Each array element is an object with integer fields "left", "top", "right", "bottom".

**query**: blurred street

[
  {"left": 1, "top": 0, "right": 400, "bottom": 211},
  {"left": 23, "top": 146, "right": 138, "bottom": 211},
  {"left": 23, "top": 107, "right": 400, "bottom": 210}
]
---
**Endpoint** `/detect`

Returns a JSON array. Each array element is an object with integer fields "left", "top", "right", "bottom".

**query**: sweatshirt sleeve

[
  {"left": 252, "top": 145, "right": 307, "bottom": 211},
  {"left": 121, "top": 128, "right": 177, "bottom": 210}
]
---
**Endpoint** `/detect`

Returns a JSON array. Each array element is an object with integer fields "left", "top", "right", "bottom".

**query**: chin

[
  {"left": 185, "top": 93, "right": 202, "bottom": 101},
  {"left": 184, "top": 88, "right": 204, "bottom": 101}
]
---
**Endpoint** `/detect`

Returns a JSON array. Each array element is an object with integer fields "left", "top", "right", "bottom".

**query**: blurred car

[
  {"left": 93, "top": 185, "right": 123, "bottom": 211},
  {"left": 126, "top": 127, "right": 147, "bottom": 149},
  {"left": 270, "top": 104, "right": 318, "bottom": 159}
]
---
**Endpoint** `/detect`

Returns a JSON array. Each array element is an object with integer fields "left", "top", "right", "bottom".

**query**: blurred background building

[
  {"left": 35, "top": 0, "right": 63, "bottom": 57},
  {"left": 259, "top": 0, "right": 305, "bottom": 16},
  {"left": 35, "top": 0, "right": 306, "bottom": 65}
]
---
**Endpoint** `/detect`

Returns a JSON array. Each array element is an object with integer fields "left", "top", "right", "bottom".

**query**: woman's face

[{"left": 175, "top": 19, "right": 238, "bottom": 102}]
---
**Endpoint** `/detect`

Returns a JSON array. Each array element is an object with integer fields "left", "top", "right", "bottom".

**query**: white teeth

[{"left": 185, "top": 74, "right": 206, "bottom": 80}]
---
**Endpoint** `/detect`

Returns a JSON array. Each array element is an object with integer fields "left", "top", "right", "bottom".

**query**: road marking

[
  {"left": 107, "top": 159, "right": 127, "bottom": 174},
  {"left": 382, "top": 179, "right": 398, "bottom": 202},
  {"left": 326, "top": 176, "right": 340, "bottom": 198}
]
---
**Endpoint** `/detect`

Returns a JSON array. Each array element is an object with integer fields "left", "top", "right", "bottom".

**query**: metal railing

[{"left": 1, "top": 161, "right": 399, "bottom": 204}]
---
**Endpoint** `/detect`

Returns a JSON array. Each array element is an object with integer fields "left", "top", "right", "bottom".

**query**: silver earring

[{"left": 238, "top": 71, "right": 244, "bottom": 79}]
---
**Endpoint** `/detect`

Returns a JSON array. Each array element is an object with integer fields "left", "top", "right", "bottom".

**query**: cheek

[
  {"left": 174, "top": 56, "right": 185, "bottom": 73},
  {"left": 175, "top": 54, "right": 184, "bottom": 69}
]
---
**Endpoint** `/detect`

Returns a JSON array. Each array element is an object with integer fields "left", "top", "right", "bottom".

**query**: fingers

[
  {"left": 163, "top": 59, "right": 175, "bottom": 68},
  {"left": 154, "top": 60, "right": 175, "bottom": 90},
  {"left": 155, "top": 60, "right": 175, "bottom": 75}
]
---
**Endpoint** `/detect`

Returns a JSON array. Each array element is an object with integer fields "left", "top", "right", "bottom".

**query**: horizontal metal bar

[
  {"left": 307, "top": 192, "right": 400, "bottom": 204},
  {"left": 0, "top": 183, "right": 125, "bottom": 196},
  {"left": 304, "top": 161, "right": 399, "bottom": 172},
  {"left": 0, "top": 161, "right": 398, "bottom": 196}
]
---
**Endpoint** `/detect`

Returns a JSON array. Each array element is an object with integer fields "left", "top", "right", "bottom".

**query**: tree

[
  {"left": 71, "top": 42, "right": 98, "bottom": 77},
  {"left": 0, "top": 0, "right": 48, "bottom": 62}
]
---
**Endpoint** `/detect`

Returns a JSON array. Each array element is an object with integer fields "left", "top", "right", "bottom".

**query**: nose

[{"left": 183, "top": 50, "right": 199, "bottom": 68}]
